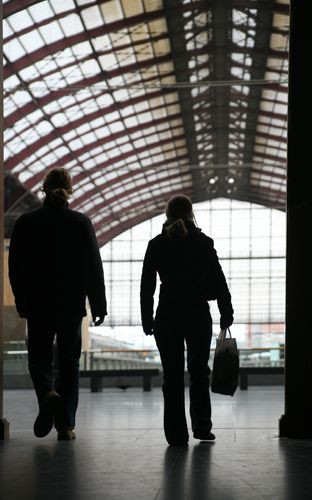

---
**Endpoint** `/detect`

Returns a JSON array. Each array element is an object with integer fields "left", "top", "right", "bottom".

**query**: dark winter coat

[
  {"left": 8, "top": 200, "right": 107, "bottom": 320},
  {"left": 140, "top": 220, "right": 233, "bottom": 332}
]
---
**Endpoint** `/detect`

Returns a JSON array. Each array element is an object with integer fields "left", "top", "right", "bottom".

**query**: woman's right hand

[{"left": 220, "top": 315, "right": 234, "bottom": 330}]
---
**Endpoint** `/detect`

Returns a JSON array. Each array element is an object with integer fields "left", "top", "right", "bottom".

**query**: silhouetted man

[{"left": 9, "top": 168, "right": 107, "bottom": 440}]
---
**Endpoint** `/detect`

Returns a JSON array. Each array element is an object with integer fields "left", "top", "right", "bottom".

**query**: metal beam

[
  {"left": 241, "top": 1, "right": 275, "bottom": 197},
  {"left": 3, "top": 0, "right": 212, "bottom": 77},
  {"left": 89, "top": 171, "right": 192, "bottom": 222},
  {"left": 25, "top": 132, "right": 186, "bottom": 190},
  {"left": 4, "top": 74, "right": 175, "bottom": 133},
  {"left": 3, "top": 8, "right": 166, "bottom": 77},
  {"left": 5, "top": 108, "right": 181, "bottom": 171},
  {"left": 164, "top": 0, "right": 201, "bottom": 200},
  {"left": 3, "top": 0, "right": 44, "bottom": 18},
  {"left": 4, "top": 42, "right": 215, "bottom": 127},
  {"left": 70, "top": 153, "right": 189, "bottom": 209},
  {"left": 211, "top": 0, "right": 231, "bottom": 197}
]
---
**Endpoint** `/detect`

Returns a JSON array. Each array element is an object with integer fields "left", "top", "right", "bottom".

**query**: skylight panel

[
  {"left": 31, "top": 85, "right": 50, "bottom": 98},
  {"left": 101, "top": 0, "right": 124, "bottom": 22},
  {"left": 54, "top": 145, "right": 70, "bottom": 158},
  {"left": 233, "top": 28, "right": 247, "bottom": 47},
  {"left": 4, "top": 38, "right": 26, "bottom": 62},
  {"left": 63, "top": 69, "right": 82, "bottom": 85},
  {"left": 96, "top": 93, "right": 114, "bottom": 107},
  {"left": 95, "top": 127, "right": 111, "bottom": 139},
  {"left": 51, "top": 0, "right": 76, "bottom": 14},
  {"left": 57, "top": 96, "right": 75, "bottom": 111},
  {"left": 3, "top": 20, "right": 14, "bottom": 39},
  {"left": 107, "top": 148, "right": 123, "bottom": 159},
  {"left": 50, "top": 112, "right": 67, "bottom": 127},
  {"left": 71, "top": 40, "right": 93, "bottom": 57},
  {"left": 80, "top": 58, "right": 101, "bottom": 77},
  {"left": 81, "top": 5, "right": 103, "bottom": 29},
  {"left": 69, "top": 138, "right": 84, "bottom": 151},
  {"left": 8, "top": 10, "right": 34, "bottom": 32},
  {"left": 94, "top": 152, "right": 109, "bottom": 164},
  {"left": 18, "top": 170, "right": 34, "bottom": 184},
  {"left": 39, "top": 21, "right": 64, "bottom": 44},
  {"left": 6, "top": 139, "right": 25, "bottom": 156},
  {"left": 36, "top": 145, "right": 50, "bottom": 158},
  {"left": 28, "top": 1, "right": 54, "bottom": 22},
  {"left": 112, "top": 89, "right": 130, "bottom": 102},
  {"left": 19, "top": 29, "right": 45, "bottom": 53},
  {"left": 32, "top": 119, "right": 54, "bottom": 137},
  {"left": 116, "top": 49, "right": 136, "bottom": 66},
  {"left": 89, "top": 117, "right": 105, "bottom": 128},
  {"left": 59, "top": 13, "right": 84, "bottom": 36},
  {"left": 49, "top": 138, "right": 63, "bottom": 150},
  {"left": 81, "top": 131, "right": 97, "bottom": 145},
  {"left": 83, "top": 158, "right": 97, "bottom": 169},
  {"left": 274, "top": 103, "right": 287, "bottom": 114},
  {"left": 109, "top": 121, "right": 125, "bottom": 133},
  {"left": 99, "top": 52, "right": 118, "bottom": 71},
  {"left": 4, "top": 74, "right": 20, "bottom": 89},
  {"left": 122, "top": 0, "right": 144, "bottom": 16},
  {"left": 93, "top": 34, "right": 112, "bottom": 52},
  {"left": 66, "top": 105, "right": 85, "bottom": 120}
]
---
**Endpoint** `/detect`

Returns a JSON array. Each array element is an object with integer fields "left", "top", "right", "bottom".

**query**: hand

[
  {"left": 220, "top": 315, "right": 234, "bottom": 330},
  {"left": 93, "top": 315, "right": 105, "bottom": 326},
  {"left": 144, "top": 328, "right": 154, "bottom": 336}
]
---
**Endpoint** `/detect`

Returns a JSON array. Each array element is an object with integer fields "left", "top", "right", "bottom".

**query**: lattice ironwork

[{"left": 3, "top": 0, "right": 289, "bottom": 243}]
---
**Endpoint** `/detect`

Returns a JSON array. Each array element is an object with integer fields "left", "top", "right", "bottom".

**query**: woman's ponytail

[
  {"left": 46, "top": 187, "right": 70, "bottom": 207},
  {"left": 42, "top": 168, "right": 73, "bottom": 207},
  {"left": 165, "top": 218, "right": 188, "bottom": 238},
  {"left": 164, "top": 194, "right": 194, "bottom": 239}
]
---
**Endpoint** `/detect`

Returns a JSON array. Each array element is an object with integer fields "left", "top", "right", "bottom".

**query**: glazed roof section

[{"left": 3, "top": 0, "right": 289, "bottom": 245}]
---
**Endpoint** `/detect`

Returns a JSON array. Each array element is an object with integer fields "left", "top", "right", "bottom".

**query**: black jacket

[
  {"left": 9, "top": 201, "right": 107, "bottom": 320},
  {"left": 140, "top": 221, "right": 233, "bottom": 331}
]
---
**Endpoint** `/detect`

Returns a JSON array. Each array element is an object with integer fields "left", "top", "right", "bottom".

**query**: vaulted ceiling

[{"left": 3, "top": 0, "right": 289, "bottom": 246}]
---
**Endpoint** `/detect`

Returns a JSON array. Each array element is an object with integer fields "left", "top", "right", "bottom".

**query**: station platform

[{"left": 1, "top": 387, "right": 312, "bottom": 499}]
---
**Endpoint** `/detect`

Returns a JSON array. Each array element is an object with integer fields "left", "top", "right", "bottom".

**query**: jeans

[
  {"left": 154, "top": 302, "right": 212, "bottom": 443},
  {"left": 27, "top": 316, "right": 82, "bottom": 430}
]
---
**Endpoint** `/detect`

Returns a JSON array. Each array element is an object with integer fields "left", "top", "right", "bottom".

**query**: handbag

[{"left": 211, "top": 328, "right": 239, "bottom": 396}]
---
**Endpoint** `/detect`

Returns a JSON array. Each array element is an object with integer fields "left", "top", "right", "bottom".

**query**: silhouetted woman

[
  {"left": 9, "top": 168, "right": 107, "bottom": 440},
  {"left": 140, "top": 195, "right": 233, "bottom": 445}
]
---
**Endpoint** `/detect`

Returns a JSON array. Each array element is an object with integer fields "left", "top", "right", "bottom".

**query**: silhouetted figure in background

[
  {"left": 140, "top": 195, "right": 233, "bottom": 446},
  {"left": 9, "top": 168, "right": 107, "bottom": 440}
]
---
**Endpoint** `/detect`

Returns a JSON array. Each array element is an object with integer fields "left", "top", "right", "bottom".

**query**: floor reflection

[
  {"left": 160, "top": 442, "right": 215, "bottom": 500},
  {"left": 32, "top": 442, "right": 79, "bottom": 500}
]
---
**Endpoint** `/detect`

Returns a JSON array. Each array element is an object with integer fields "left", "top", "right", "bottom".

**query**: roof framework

[{"left": 3, "top": 0, "right": 289, "bottom": 245}]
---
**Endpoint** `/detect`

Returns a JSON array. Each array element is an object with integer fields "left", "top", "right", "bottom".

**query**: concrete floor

[{"left": 1, "top": 387, "right": 312, "bottom": 499}]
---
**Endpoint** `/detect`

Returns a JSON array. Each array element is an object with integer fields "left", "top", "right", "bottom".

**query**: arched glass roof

[{"left": 3, "top": 0, "right": 289, "bottom": 245}]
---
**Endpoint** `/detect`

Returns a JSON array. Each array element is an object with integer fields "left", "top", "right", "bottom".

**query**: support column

[
  {"left": 279, "top": 1, "right": 312, "bottom": 438},
  {"left": 0, "top": 3, "right": 10, "bottom": 439}
]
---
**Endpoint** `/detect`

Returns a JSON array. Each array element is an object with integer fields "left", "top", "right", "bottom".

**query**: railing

[{"left": 3, "top": 346, "right": 285, "bottom": 375}]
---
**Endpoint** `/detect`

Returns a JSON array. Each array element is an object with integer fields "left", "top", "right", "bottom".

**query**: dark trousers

[
  {"left": 27, "top": 316, "right": 82, "bottom": 430},
  {"left": 154, "top": 303, "right": 212, "bottom": 443}
]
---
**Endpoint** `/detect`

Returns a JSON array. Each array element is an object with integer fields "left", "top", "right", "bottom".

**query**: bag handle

[{"left": 219, "top": 328, "right": 232, "bottom": 340}]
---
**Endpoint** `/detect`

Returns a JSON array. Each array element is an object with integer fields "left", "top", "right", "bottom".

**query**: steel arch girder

[
  {"left": 90, "top": 171, "right": 192, "bottom": 227},
  {"left": 6, "top": 111, "right": 182, "bottom": 172},
  {"left": 24, "top": 132, "right": 186, "bottom": 190},
  {"left": 71, "top": 153, "right": 189, "bottom": 210}
]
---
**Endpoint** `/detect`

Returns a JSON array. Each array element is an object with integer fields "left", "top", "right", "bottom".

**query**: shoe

[
  {"left": 34, "top": 390, "right": 61, "bottom": 438},
  {"left": 57, "top": 429, "right": 76, "bottom": 441},
  {"left": 193, "top": 431, "right": 215, "bottom": 441}
]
